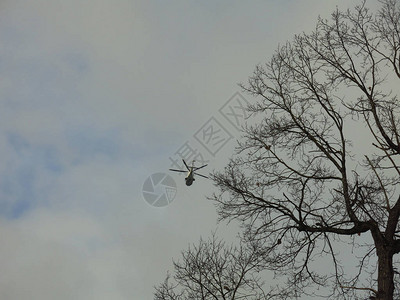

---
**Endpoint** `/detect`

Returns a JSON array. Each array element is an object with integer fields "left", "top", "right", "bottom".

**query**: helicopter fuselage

[{"left": 185, "top": 170, "right": 195, "bottom": 186}]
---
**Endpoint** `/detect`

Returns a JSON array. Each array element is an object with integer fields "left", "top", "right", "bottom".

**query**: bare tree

[
  {"left": 154, "top": 234, "right": 280, "bottom": 300},
  {"left": 211, "top": 1, "right": 400, "bottom": 299}
]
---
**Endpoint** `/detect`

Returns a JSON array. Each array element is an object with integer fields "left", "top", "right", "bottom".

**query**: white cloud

[
  {"left": 0, "top": 0, "right": 383, "bottom": 298},
  {"left": 0, "top": 211, "right": 112, "bottom": 300}
]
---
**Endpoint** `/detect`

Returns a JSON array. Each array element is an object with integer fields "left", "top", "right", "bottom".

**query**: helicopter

[{"left": 169, "top": 159, "right": 208, "bottom": 186}]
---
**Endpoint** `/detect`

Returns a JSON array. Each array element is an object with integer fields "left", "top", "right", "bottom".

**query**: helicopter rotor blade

[
  {"left": 194, "top": 164, "right": 208, "bottom": 171},
  {"left": 182, "top": 159, "right": 190, "bottom": 171},
  {"left": 169, "top": 169, "right": 187, "bottom": 173},
  {"left": 194, "top": 172, "right": 208, "bottom": 179}
]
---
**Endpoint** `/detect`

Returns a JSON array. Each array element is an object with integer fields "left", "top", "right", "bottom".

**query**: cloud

[
  {"left": 0, "top": 0, "right": 381, "bottom": 298},
  {"left": 0, "top": 209, "right": 143, "bottom": 300}
]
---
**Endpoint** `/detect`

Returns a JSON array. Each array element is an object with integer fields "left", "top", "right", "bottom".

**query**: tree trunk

[{"left": 374, "top": 246, "right": 394, "bottom": 300}]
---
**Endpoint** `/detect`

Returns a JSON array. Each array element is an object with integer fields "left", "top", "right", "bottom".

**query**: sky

[{"left": 0, "top": 1, "right": 380, "bottom": 299}]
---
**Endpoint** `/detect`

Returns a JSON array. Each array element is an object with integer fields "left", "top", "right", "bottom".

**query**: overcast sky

[{"left": 0, "top": 1, "right": 380, "bottom": 299}]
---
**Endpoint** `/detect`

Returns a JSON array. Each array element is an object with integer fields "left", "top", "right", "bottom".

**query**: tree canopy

[
  {"left": 157, "top": 1, "right": 400, "bottom": 299},
  {"left": 154, "top": 234, "right": 272, "bottom": 300}
]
